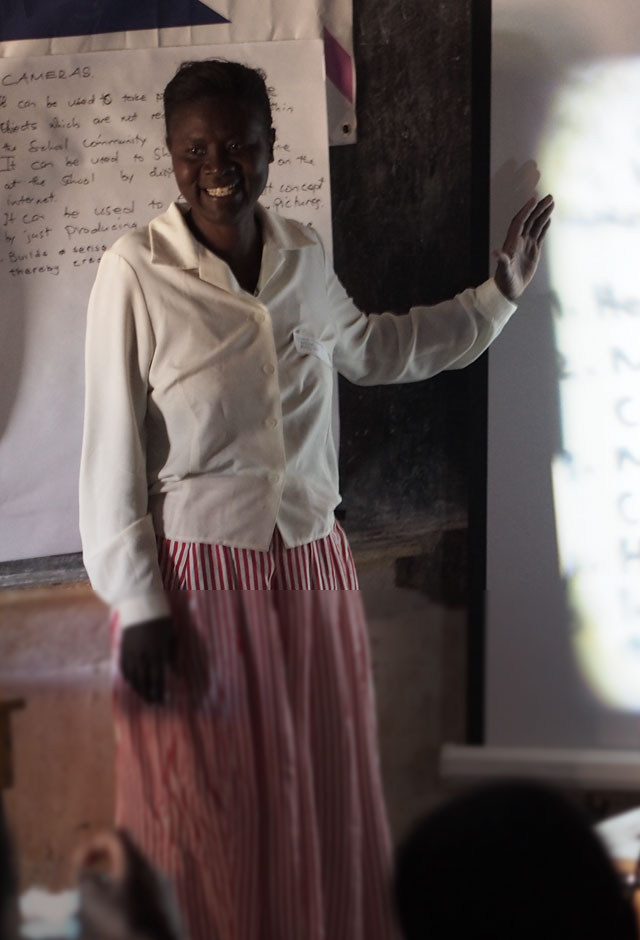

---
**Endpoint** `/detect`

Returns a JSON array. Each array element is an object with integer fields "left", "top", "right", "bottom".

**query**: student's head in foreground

[{"left": 393, "top": 779, "right": 638, "bottom": 940}]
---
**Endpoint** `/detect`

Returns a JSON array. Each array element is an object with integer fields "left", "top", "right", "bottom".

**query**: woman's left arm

[{"left": 330, "top": 195, "right": 554, "bottom": 386}]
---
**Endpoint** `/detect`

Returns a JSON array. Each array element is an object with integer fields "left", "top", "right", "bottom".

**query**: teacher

[{"left": 79, "top": 58, "right": 553, "bottom": 940}]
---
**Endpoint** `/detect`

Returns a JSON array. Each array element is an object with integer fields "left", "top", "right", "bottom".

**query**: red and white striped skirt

[{"left": 112, "top": 524, "right": 400, "bottom": 940}]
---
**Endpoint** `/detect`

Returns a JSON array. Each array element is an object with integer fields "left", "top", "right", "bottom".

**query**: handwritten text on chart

[{"left": 0, "top": 49, "right": 330, "bottom": 281}]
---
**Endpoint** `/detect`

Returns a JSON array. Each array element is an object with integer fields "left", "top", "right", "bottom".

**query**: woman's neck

[{"left": 186, "top": 210, "right": 263, "bottom": 294}]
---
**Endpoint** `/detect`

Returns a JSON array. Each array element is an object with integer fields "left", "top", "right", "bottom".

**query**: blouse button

[
  {"left": 266, "top": 417, "right": 278, "bottom": 429},
  {"left": 268, "top": 471, "right": 281, "bottom": 484},
  {"left": 253, "top": 311, "right": 266, "bottom": 324},
  {"left": 263, "top": 363, "right": 276, "bottom": 375}
]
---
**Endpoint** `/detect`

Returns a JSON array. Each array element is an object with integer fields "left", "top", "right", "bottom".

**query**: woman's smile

[{"left": 203, "top": 181, "right": 241, "bottom": 198}]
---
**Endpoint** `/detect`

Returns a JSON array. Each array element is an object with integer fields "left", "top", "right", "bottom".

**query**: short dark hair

[{"left": 163, "top": 59, "right": 273, "bottom": 138}]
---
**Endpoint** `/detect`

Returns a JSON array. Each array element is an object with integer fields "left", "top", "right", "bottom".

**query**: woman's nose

[{"left": 202, "top": 144, "right": 231, "bottom": 175}]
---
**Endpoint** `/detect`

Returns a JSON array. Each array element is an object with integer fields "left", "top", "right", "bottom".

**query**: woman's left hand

[{"left": 493, "top": 194, "right": 555, "bottom": 302}]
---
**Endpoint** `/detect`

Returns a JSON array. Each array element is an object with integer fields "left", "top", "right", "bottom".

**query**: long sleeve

[
  {"left": 79, "top": 250, "right": 170, "bottom": 628},
  {"left": 327, "top": 256, "right": 517, "bottom": 386}
]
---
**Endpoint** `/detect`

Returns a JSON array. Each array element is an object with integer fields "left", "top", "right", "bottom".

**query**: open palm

[{"left": 494, "top": 194, "right": 554, "bottom": 302}]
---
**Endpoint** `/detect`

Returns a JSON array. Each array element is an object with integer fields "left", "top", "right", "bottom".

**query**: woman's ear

[{"left": 268, "top": 127, "right": 276, "bottom": 163}]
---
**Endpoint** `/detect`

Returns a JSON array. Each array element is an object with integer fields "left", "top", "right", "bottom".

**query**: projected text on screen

[{"left": 541, "top": 59, "right": 640, "bottom": 710}]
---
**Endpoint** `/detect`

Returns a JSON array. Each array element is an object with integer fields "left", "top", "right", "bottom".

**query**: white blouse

[{"left": 79, "top": 202, "right": 516, "bottom": 627}]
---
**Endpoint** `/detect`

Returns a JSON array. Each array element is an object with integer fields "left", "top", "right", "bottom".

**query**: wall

[{"left": 0, "top": 585, "right": 113, "bottom": 887}]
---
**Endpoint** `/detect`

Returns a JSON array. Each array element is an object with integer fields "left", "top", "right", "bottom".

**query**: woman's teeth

[{"left": 205, "top": 183, "right": 238, "bottom": 197}]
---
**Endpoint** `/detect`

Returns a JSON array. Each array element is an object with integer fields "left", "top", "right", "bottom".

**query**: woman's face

[{"left": 166, "top": 94, "right": 274, "bottom": 244}]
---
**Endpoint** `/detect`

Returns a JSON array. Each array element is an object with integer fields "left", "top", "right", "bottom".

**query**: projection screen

[{"left": 486, "top": 0, "right": 640, "bottom": 751}]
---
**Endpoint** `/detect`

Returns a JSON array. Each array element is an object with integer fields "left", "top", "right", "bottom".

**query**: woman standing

[{"left": 80, "top": 59, "right": 552, "bottom": 940}]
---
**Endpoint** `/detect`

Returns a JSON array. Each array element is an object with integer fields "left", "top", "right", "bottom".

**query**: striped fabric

[
  {"left": 112, "top": 524, "right": 401, "bottom": 940},
  {"left": 157, "top": 524, "right": 359, "bottom": 592}
]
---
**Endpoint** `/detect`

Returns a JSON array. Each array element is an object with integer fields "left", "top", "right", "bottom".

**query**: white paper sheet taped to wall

[{"left": 0, "top": 39, "right": 331, "bottom": 562}]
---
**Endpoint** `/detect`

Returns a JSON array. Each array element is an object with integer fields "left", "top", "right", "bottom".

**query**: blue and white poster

[{"left": 0, "top": 1, "right": 229, "bottom": 39}]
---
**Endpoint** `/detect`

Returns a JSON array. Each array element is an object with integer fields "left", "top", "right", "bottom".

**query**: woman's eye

[
  {"left": 228, "top": 142, "right": 243, "bottom": 153},
  {"left": 188, "top": 146, "right": 204, "bottom": 156}
]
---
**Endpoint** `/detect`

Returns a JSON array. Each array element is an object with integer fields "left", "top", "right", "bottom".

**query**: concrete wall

[{"left": 1, "top": 585, "right": 113, "bottom": 888}]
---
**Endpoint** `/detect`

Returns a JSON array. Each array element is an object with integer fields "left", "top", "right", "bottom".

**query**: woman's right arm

[{"left": 79, "top": 250, "right": 175, "bottom": 702}]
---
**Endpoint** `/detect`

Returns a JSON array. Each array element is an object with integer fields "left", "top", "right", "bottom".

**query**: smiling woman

[{"left": 78, "top": 56, "right": 552, "bottom": 940}]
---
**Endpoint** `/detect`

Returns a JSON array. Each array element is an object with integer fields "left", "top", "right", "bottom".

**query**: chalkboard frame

[
  {"left": 465, "top": 0, "right": 492, "bottom": 746},
  {"left": 0, "top": 553, "right": 86, "bottom": 589}
]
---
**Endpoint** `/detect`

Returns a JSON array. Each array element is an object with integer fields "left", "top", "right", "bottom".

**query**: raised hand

[{"left": 493, "top": 194, "right": 554, "bottom": 302}]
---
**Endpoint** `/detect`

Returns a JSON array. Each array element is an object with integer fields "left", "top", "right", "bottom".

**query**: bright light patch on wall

[{"left": 539, "top": 58, "right": 640, "bottom": 710}]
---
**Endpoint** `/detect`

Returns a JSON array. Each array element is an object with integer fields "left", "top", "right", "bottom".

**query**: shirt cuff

[
  {"left": 475, "top": 278, "right": 518, "bottom": 328},
  {"left": 116, "top": 590, "right": 171, "bottom": 630}
]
